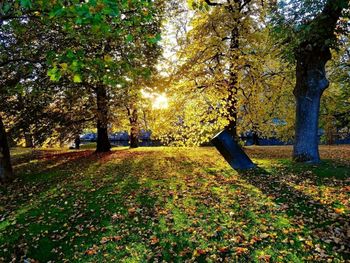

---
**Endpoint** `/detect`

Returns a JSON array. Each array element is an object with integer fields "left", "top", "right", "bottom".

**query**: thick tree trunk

[
  {"left": 95, "top": 86, "right": 111, "bottom": 153},
  {"left": 292, "top": 0, "right": 347, "bottom": 163},
  {"left": 129, "top": 108, "right": 139, "bottom": 149},
  {"left": 212, "top": 129, "right": 255, "bottom": 170},
  {"left": 0, "top": 116, "right": 13, "bottom": 182},
  {"left": 130, "top": 125, "right": 139, "bottom": 148},
  {"left": 293, "top": 48, "right": 331, "bottom": 163},
  {"left": 294, "top": 93, "right": 323, "bottom": 162}
]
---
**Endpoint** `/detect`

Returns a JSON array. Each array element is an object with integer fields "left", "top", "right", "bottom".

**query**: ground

[{"left": 0, "top": 146, "right": 349, "bottom": 262}]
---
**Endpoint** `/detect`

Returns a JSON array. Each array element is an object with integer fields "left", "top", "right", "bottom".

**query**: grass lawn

[{"left": 0, "top": 146, "right": 349, "bottom": 262}]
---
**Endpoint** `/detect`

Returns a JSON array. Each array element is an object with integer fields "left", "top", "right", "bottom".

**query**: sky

[{"left": 143, "top": 1, "right": 194, "bottom": 109}]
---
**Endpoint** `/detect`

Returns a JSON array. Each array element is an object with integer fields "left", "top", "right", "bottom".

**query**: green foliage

[
  {"left": 270, "top": 0, "right": 350, "bottom": 62},
  {"left": 20, "top": 0, "right": 32, "bottom": 9},
  {"left": 2, "top": 0, "right": 164, "bottom": 83},
  {"left": 47, "top": 67, "right": 61, "bottom": 82},
  {"left": 1, "top": 0, "right": 164, "bottom": 146},
  {"left": 73, "top": 74, "right": 82, "bottom": 83}
]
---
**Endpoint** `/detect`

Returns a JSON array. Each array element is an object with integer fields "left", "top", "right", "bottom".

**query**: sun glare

[
  {"left": 141, "top": 90, "right": 169, "bottom": 109},
  {"left": 153, "top": 94, "right": 169, "bottom": 109}
]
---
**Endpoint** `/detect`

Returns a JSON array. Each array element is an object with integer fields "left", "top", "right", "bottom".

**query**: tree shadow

[
  {"left": 0, "top": 150, "right": 116, "bottom": 217},
  {"left": 276, "top": 159, "right": 350, "bottom": 187},
  {"left": 2, "top": 149, "right": 349, "bottom": 261},
  {"left": 0, "top": 154, "right": 194, "bottom": 262},
  {"left": 238, "top": 167, "right": 350, "bottom": 257}
]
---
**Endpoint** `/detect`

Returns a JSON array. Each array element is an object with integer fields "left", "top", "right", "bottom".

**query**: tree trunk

[
  {"left": 252, "top": 131, "right": 259, "bottom": 146},
  {"left": 24, "top": 130, "right": 33, "bottom": 148},
  {"left": 74, "top": 135, "right": 81, "bottom": 150},
  {"left": 95, "top": 86, "right": 111, "bottom": 153},
  {"left": 293, "top": 48, "right": 331, "bottom": 163},
  {"left": 292, "top": 0, "right": 347, "bottom": 163},
  {"left": 0, "top": 116, "right": 13, "bottom": 182},
  {"left": 324, "top": 115, "right": 336, "bottom": 145},
  {"left": 225, "top": 26, "right": 239, "bottom": 140},
  {"left": 129, "top": 108, "right": 139, "bottom": 149},
  {"left": 226, "top": 88, "right": 238, "bottom": 139}
]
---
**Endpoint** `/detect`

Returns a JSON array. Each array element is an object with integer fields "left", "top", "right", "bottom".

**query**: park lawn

[{"left": 0, "top": 146, "right": 349, "bottom": 262}]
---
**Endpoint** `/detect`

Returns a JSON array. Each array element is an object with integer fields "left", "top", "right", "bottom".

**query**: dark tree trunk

[
  {"left": 292, "top": 0, "right": 347, "bottom": 163},
  {"left": 212, "top": 129, "right": 255, "bottom": 170},
  {"left": 128, "top": 107, "right": 139, "bottom": 148},
  {"left": 293, "top": 48, "right": 330, "bottom": 163},
  {"left": 0, "top": 116, "right": 13, "bottom": 182},
  {"left": 74, "top": 135, "right": 81, "bottom": 150},
  {"left": 252, "top": 132, "right": 259, "bottom": 146},
  {"left": 58, "top": 130, "right": 65, "bottom": 148},
  {"left": 6, "top": 129, "right": 16, "bottom": 147},
  {"left": 95, "top": 86, "right": 111, "bottom": 153},
  {"left": 294, "top": 95, "right": 323, "bottom": 162},
  {"left": 24, "top": 130, "right": 33, "bottom": 148}
]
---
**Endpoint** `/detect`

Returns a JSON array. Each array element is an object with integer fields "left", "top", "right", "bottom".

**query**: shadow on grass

[
  {"left": 277, "top": 159, "right": 350, "bottom": 185},
  {"left": 2, "top": 149, "right": 349, "bottom": 262},
  {"left": 0, "top": 150, "right": 116, "bottom": 224},
  {"left": 0, "top": 153, "right": 194, "bottom": 262},
  {"left": 238, "top": 165, "right": 350, "bottom": 258}
]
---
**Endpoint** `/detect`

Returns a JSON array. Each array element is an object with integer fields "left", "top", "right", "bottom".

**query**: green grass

[{"left": 0, "top": 147, "right": 349, "bottom": 262}]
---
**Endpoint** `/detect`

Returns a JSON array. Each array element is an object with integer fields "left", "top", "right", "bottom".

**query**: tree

[
  {"left": 126, "top": 102, "right": 140, "bottom": 148},
  {"left": 321, "top": 42, "right": 350, "bottom": 144},
  {"left": 95, "top": 85, "right": 112, "bottom": 152},
  {"left": 182, "top": 0, "right": 268, "bottom": 139},
  {"left": 149, "top": 0, "right": 293, "bottom": 146},
  {"left": 117, "top": 77, "right": 162, "bottom": 149},
  {"left": 0, "top": 0, "right": 164, "bottom": 182},
  {"left": 0, "top": 115, "right": 13, "bottom": 182},
  {"left": 272, "top": 0, "right": 349, "bottom": 163},
  {"left": 51, "top": 0, "right": 164, "bottom": 152},
  {"left": 1, "top": 0, "right": 164, "bottom": 153},
  {"left": 0, "top": 5, "right": 95, "bottom": 149}
]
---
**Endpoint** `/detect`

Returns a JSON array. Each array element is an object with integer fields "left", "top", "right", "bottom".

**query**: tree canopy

[{"left": 1, "top": 0, "right": 350, "bottom": 181}]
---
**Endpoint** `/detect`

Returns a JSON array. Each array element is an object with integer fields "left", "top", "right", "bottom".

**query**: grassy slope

[{"left": 0, "top": 146, "right": 349, "bottom": 262}]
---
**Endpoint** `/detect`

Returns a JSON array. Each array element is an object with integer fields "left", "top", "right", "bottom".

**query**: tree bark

[
  {"left": 74, "top": 135, "right": 81, "bottom": 150},
  {"left": 293, "top": 0, "right": 347, "bottom": 163},
  {"left": 293, "top": 47, "right": 331, "bottom": 163},
  {"left": 95, "top": 86, "right": 111, "bottom": 153},
  {"left": 252, "top": 130, "right": 259, "bottom": 146},
  {"left": 324, "top": 115, "right": 336, "bottom": 145},
  {"left": 24, "top": 130, "right": 33, "bottom": 148},
  {"left": 128, "top": 107, "right": 139, "bottom": 148},
  {"left": 226, "top": 88, "right": 238, "bottom": 139},
  {"left": 225, "top": 25, "right": 239, "bottom": 140},
  {"left": 0, "top": 116, "right": 13, "bottom": 182}
]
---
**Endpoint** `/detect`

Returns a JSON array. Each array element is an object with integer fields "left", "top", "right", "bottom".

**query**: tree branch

[{"left": 204, "top": 0, "right": 222, "bottom": 6}]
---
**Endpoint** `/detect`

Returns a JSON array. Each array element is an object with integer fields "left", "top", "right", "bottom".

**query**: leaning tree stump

[{"left": 212, "top": 129, "right": 255, "bottom": 170}]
